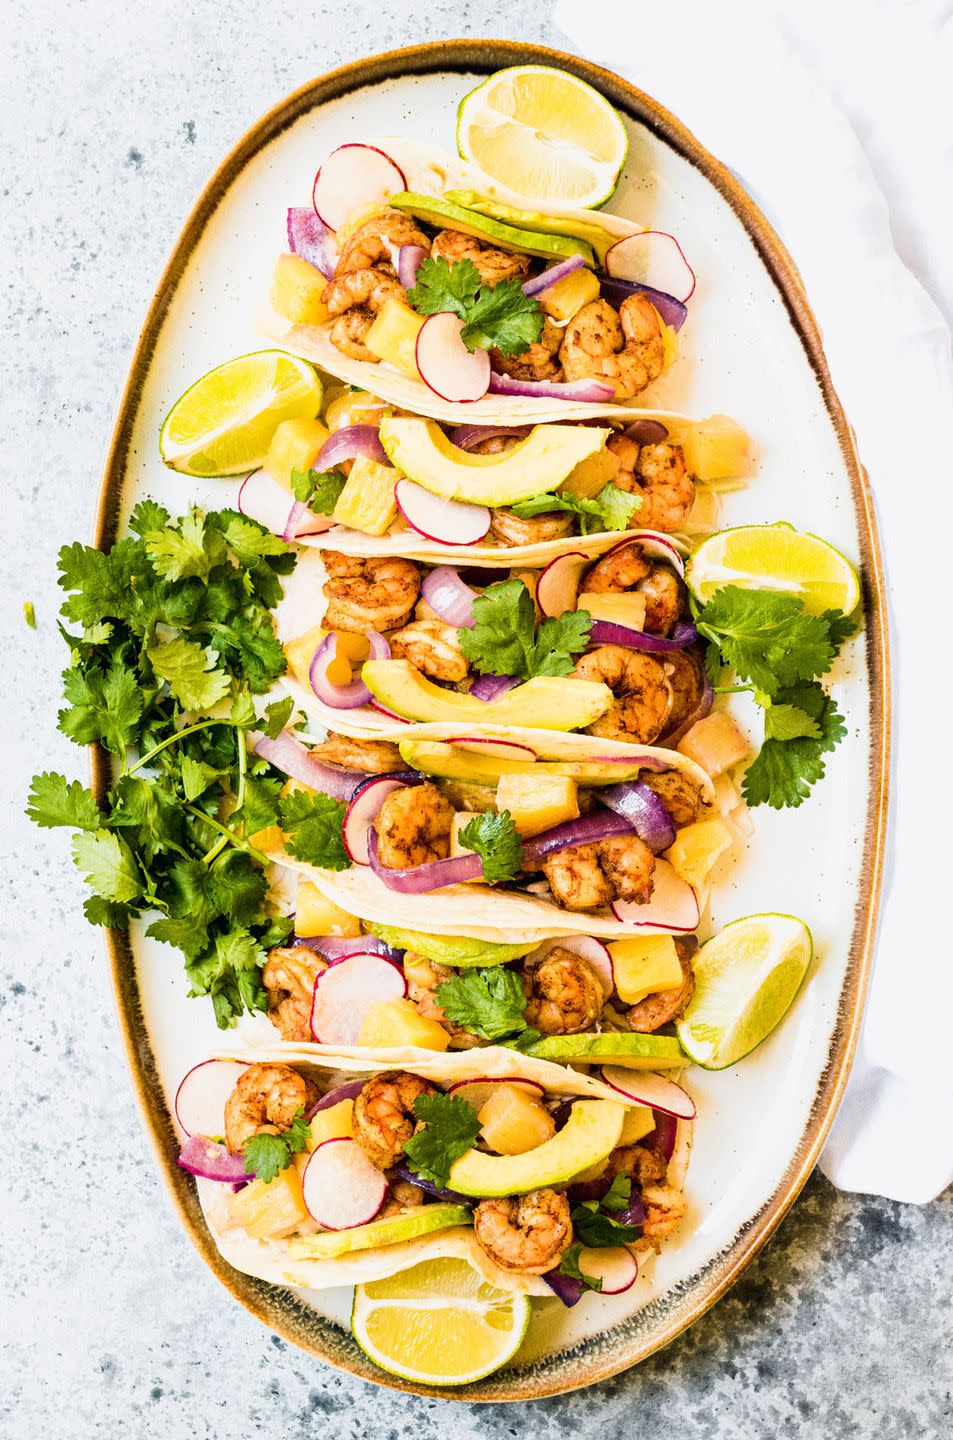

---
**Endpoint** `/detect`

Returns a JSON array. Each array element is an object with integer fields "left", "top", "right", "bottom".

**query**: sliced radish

[
  {"left": 369, "top": 699, "right": 410, "bottom": 723},
  {"left": 610, "top": 859, "right": 700, "bottom": 932},
  {"left": 530, "top": 937, "right": 614, "bottom": 1003},
  {"left": 415, "top": 312, "right": 491, "bottom": 403},
  {"left": 174, "top": 1060, "right": 248, "bottom": 1138},
  {"left": 238, "top": 469, "right": 333, "bottom": 539},
  {"left": 395, "top": 479, "right": 491, "bottom": 545},
  {"left": 343, "top": 774, "right": 414, "bottom": 865},
  {"left": 309, "top": 953, "right": 407, "bottom": 1044},
  {"left": 577, "top": 1246, "right": 638, "bottom": 1295},
  {"left": 600, "top": 1066, "right": 696, "bottom": 1120},
  {"left": 605, "top": 232, "right": 696, "bottom": 303},
  {"left": 312, "top": 144, "right": 406, "bottom": 232},
  {"left": 448, "top": 1078, "right": 545, "bottom": 1113},
  {"left": 536, "top": 552, "right": 589, "bottom": 618},
  {"left": 302, "top": 1137, "right": 388, "bottom": 1229},
  {"left": 446, "top": 736, "right": 537, "bottom": 763}
]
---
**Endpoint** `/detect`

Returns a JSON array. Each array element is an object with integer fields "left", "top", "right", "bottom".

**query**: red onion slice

[
  {"left": 177, "top": 1134, "right": 250, "bottom": 1184},
  {"left": 391, "top": 1163, "right": 472, "bottom": 1206},
  {"left": 522, "top": 809, "right": 636, "bottom": 867},
  {"left": 450, "top": 424, "right": 529, "bottom": 452},
  {"left": 308, "top": 1079, "right": 367, "bottom": 1119},
  {"left": 287, "top": 206, "right": 336, "bottom": 280},
  {"left": 544, "top": 1267, "right": 584, "bottom": 1307},
  {"left": 488, "top": 372, "right": 615, "bottom": 403},
  {"left": 588, "top": 619, "right": 697, "bottom": 653},
  {"left": 316, "top": 425, "right": 390, "bottom": 470},
  {"left": 291, "top": 935, "right": 402, "bottom": 963},
  {"left": 309, "top": 631, "right": 390, "bottom": 710},
  {"left": 469, "top": 673, "right": 521, "bottom": 702},
  {"left": 420, "top": 566, "right": 477, "bottom": 626},
  {"left": 252, "top": 729, "right": 366, "bottom": 801},
  {"left": 599, "top": 781, "right": 677, "bottom": 854},
  {"left": 624, "top": 418, "right": 670, "bottom": 446},
  {"left": 644, "top": 1109, "right": 678, "bottom": 1162},
  {"left": 397, "top": 243, "right": 428, "bottom": 289},
  {"left": 368, "top": 827, "right": 483, "bottom": 892},
  {"left": 601, "top": 277, "right": 688, "bottom": 332},
  {"left": 522, "top": 254, "right": 586, "bottom": 297}
]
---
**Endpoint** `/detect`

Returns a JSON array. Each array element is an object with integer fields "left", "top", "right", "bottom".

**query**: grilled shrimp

[
  {"left": 572, "top": 645, "right": 672, "bottom": 744},
  {"left": 490, "top": 318, "right": 564, "bottom": 382},
  {"left": 608, "top": 435, "right": 694, "bottom": 534},
  {"left": 389, "top": 619, "right": 470, "bottom": 683},
  {"left": 584, "top": 537, "right": 686, "bottom": 635},
  {"left": 328, "top": 307, "right": 377, "bottom": 361},
  {"left": 659, "top": 647, "right": 708, "bottom": 740},
  {"left": 626, "top": 935, "right": 697, "bottom": 1032},
  {"left": 352, "top": 1071, "right": 437, "bottom": 1170},
  {"left": 374, "top": 782, "right": 454, "bottom": 868},
  {"left": 404, "top": 953, "right": 482, "bottom": 1049},
  {"left": 541, "top": 834, "right": 655, "bottom": 911},
  {"left": 431, "top": 229, "right": 532, "bottom": 284},
  {"left": 324, "top": 267, "right": 406, "bottom": 360},
  {"left": 307, "top": 731, "right": 403, "bottom": 775},
  {"left": 522, "top": 947, "right": 604, "bottom": 1035},
  {"left": 224, "top": 1063, "right": 318, "bottom": 1154},
  {"left": 322, "top": 552, "right": 420, "bottom": 634},
  {"left": 473, "top": 1189, "right": 573, "bottom": 1274},
  {"left": 642, "top": 769, "right": 705, "bottom": 829},
  {"left": 560, "top": 295, "right": 665, "bottom": 401},
  {"left": 467, "top": 434, "right": 523, "bottom": 455},
  {"left": 335, "top": 207, "right": 430, "bottom": 275},
  {"left": 641, "top": 1184, "right": 687, "bottom": 1247},
  {"left": 262, "top": 947, "right": 325, "bottom": 1042},
  {"left": 379, "top": 1177, "right": 427, "bottom": 1218},
  {"left": 603, "top": 1142, "right": 667, "bottom": 1187},
  {"left": 489, "top": 508, "right": 575, "bottom": 546}
]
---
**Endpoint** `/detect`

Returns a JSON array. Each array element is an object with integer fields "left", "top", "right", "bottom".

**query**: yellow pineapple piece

[
  {"left": 324, "top": 388, "right": 387, "bottom": 432},
  {"left": 539, "top": 266, "right": 600, "bottom": 322},
  {"left": 577, "top": 590, "right": 647, "bottom": 631},
  {"left": 332, "top": 456, "right": 399, "bottom": 536},
  {"left": 265, "top": 415, "right": 330, "bottom": 489},
  {"left": 495, "top": 773, "right": 579, "bottom": 838},
  {"left": 478, "top": 1085, "right": 556, "bottom": 1156},
  {"left": 619, "top": 1105, "right": 656, "bottom": 1145},
  {"left": 269, "top": 253, "right": 330, "bottom": 326},
  {"left": 365, "top": 299, "right": 426, "bottom": 380},
  {"left": 560, "top": 444, "right": 617, "bottom": 499},
  {"left": 679, "top": 415, "right": 755, "bottom": 481},
  {"left": 678, "top": 712, "right": 751, "bottom": 777},
  {"left": 664, "top": 818, "right": 733, "bottom": 891},
  {"left": 295, "top": 880, "right": 361, "bottom": 939},
  {"left": 359, "top": 998, "right": 451, "bottom": 1051},
  {"left": 284, "top": 624, "right": 326, "bottom": 690},
  {"left": 229, "top": 1165, "right": 309, "bottom": 1239},
  {"left": 307, "top": 1098, "right": 354, "bottom": 1152},
  {"left": 609, "top": 935, "right": 685, "bottom": 1005}
]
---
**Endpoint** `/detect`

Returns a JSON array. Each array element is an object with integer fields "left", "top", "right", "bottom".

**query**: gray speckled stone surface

[{"left": 2, "top": 2, "right": 951, "bottom": 1435}]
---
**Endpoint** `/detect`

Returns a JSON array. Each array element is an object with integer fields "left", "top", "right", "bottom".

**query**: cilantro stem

[
  {"left": 713, "top": 683, "right": 755, "bottom": 695},
  {"left": 184, "top": 803, "right": 271, "bottom": 866},
  {"left": 203, "top": 728, "right": 247, "bottom": 865},
  {"left": 127, "top": 717, "right": 235, "bottom": 777}
]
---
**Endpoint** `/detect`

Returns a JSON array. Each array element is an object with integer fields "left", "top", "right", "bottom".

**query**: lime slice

[
  {"left": 159, "top": 351, "right": 322, "bottom": 477},
  {"left": 676, "top": 914, "right": 813, "bottom": 1069},
  {"left": 685, "top": 524, "right": 860, "bottom": 616},
  {"left": 457, "top": 66, "right": 628, "bottom": 209},
  {"left": 351, "top": 1257, "right": 530, "bottom": 1386}
]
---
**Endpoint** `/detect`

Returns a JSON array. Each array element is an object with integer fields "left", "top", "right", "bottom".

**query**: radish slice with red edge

[
  {"left": 302, "top": 1137, "right": 388, "bottom": 1228},
  {"left": 309, "top": 952, "right": 407, "bottom": 1044},
  {"left": 610, "top": 859, "right": 700, "bottom": 933},
  {"left": 369, "top": 699, "right": 410, "bottom": 724},
  {"left": 238, "top": 469, "right": 332, "bottom": 539},
  {"left": 536, "top": 551, "right": 589, "bottom": 618},
  {"left": 343, "top": 773, "right": 419, "bottom": 865},
  {"left": 312, "top": 144, "right": 406, "bottom": 232},
  {"left": 600, "top": 1065, "right": 696, "bottom": 1120},
  {"left": 530, "top": 937, "right": 614, "bottom": 1002},
  {"left": 448, "top": 1077, "right": 545, "bottom": 1113},
  {"left": 174, "top": 1059, "right": 248, "bottom": 1138},
  {"left": 446, "top": 736, "right": 537, "bottom": 763},
  {"left": 415, "top": 312, "right": 491, "bottom": 403},
  {"left": 604, "top": 231, "right": 696, "bottom": 303},
  {"left": 578, "top": 1246, "right": 638, "bottom": 1294},
  {"left": 395, "top": 479, "right": 491, "bottom": 545}
]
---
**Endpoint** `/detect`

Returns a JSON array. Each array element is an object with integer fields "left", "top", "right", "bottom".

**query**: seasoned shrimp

[
  {"left": 603, "top": 1142, "right": 667, "bottom": 1187},
  {"left": 467, "top": 433, "right": 524, "bottom": 455},
  {"left": 609, "top": 435, "right": 695, "bottom": 534},
  {"left": 431, "top": 229, "right": 531, "bottom": 285},
  {"left": 389, "top": 619, "right": 470, "bottom": 683},
  {"left": 541, "top": 833, "right": 655, "bottom": 911},
  {"left": 224, "top": 1063, "right": 318, "bottom": 1154},
  {"left": 307, "top": 731, "right": 403, "bottom": 775},
  {"left": 322, "top": 552, "right": 420, "bottom": 634},
  {"left": 378, "top": 1177, "right": 427, "bottom": 1218},
  {"left": 324, "top": 267, "right": 406, "bottom": 360},
  {"left": 560, "top": 295, "right": 665, "bottom": 401},
  {"left": 262, "top": 947, "right": 325, "bottom": 1042},
  {"left": 522, "top": 947, "right": 604, "bottom": 1035},
  {"left": 572, "top": 645, "right": 672, "bottom": 744},
  {"left": 335, "top": 207, "right": 430, "bottom": 275},
  {"left": 642, "top": 769, "right": 705, "bottom": 829},
  {"left": 491, "top": 318, "right": 564, "bottom": 382},
  {"left": 659, "top": 647, "right": 707, "bottom": 740},
  {"left": 641, "top": 1184, "right": 687, "bottom": 1247},
  {"left": 626, "top": 935, "right": 697, "bottom": 1032},
  {"left": 404, "top": 953, "right": 482, "bottom": 1049},
  {"left": 584, "top": 537, "right": 654, "bottom": 593},
  {"left": 584, "top": 536, "right": 686, "bottom": 635},
  {"left": 352, "top": 1071, "right": 437, "bottom": 1170},
  {"left": 374, "top": 782, "right": 454, "bottom": 868},
  {"left": 329, "top": 307, "right": 377, "bottom": 361},
  {"left": 489, "top": 508, "right": 575, "bottom": 546},
  {"left": 473, "top": 1189, "right": 573, "bottom": 1274}
]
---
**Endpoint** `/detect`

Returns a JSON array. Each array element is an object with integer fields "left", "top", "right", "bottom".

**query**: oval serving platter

[{"left": 92, "top": 40, "right": 888, "bottom": 1400}]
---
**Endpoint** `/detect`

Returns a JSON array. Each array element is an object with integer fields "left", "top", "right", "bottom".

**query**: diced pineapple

[
  {"left": 324, "top": 388, "right": 387, "bottom": 432},
  {"left": 560, "top": 444, "right": 618, "bottom": 499},
  {"left": 265, "top": 415, "right": 331, "bottom": 488},
  {"left": 284, "top": 624, "right": 326, "bottom": 690},
  {"left": 539, "top": 266, "right": 601, "bottom": 322},
  {"left": 269, "top": 253, "right": 330, "bottom": 326},
  {"left": 608, "top": 934, "right": 685, "bottom": 1005},
  {"left": 247, "top": 823, "right": 285, "bottom": 853},
  {"left": 359, "top": 998, "right": 451, "bottom": 1051},
  {"left": 664, "top": 818, "right": 733, "bottom": 891},
  {"left": 678, "top": 712, "right": 751, "bottom": 777},
  {"left": 229, "top": 1165, "right": 309, "bottom": 1239},
  {"left": 577, "top": 590, "right": 647, "bottom": 632},
  {"left": 679, "top": 415, "right": 755, "bottom": 481},
  {"left": 496, "top": 773, "right": 580, "bottom": 837},
  {"left": 332, "top": 456, "right": 399, "bottom": 536},
  {"left": 619, "top": 1105, "right": 656, "bottom": 1145},
  {"left": 655, "top": 311, "right": 679, "bottom": 369},
  {"left": 295, "top": 880, "right": 361, "bottom": 939},
  {"left": 478, "top": 1085, "right": 556, "bottom": 1156},
  {"left": 365, "top": 299, "right": 426, "bottom": 380},
  {"left": 307, "top": 1098, "right": 354, "bottom": 1151}
]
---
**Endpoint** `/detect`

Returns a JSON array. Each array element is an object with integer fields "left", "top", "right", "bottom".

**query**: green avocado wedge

[
  {"left": 390, "top": 192, "right": 596, "bottom": 266},
  {"left": 525, "top": 1033, "right": 688, "bottom": 1068},
  {"left": 445, "top": 191, "right": 619, "bottom": 265},
  {"left": 362, "top": 661, "right": 612, "bottom": 731},
  {"left": 367, "top": 924, "right": 537, "bottom": 969},
  {"left": 399, "top": 738, "right": 650, "bottom": 787},
  {"left": 448, "top": 1101, "right": 624, "bottom": 1197},
  {"left": 286, "top": 1204, "right": 472, "bottom": 1260}
]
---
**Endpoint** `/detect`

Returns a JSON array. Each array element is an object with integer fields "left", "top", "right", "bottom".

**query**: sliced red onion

[
  {"left": 588, "top": 619, "right": 698, "bottom": 653},
  {"left": 645, "top": 1110, "right": 678, "bottom": 1163},
  {"left": 316, "top": 425, "right": 390, "bottom": 470},
  {"left": 488, "top": 372, "right": 615, "bottom": 403},
  {"left": 623, "top": 418, "right": 670, "bottom": 446},
  {"left": 567, "top": 1172, "right": 614, "bottom": 1205},
  {"left": 618, "top": 1191, "right": 647, "bottom": 1228},
  {"left": 397, "top": 243, "right": 428, "bottom": 289},
  {"left": 450, "top": 424, "right": 529, "bottom": 452},
  {"left": 289, "top": 934, "right": 403, "bottom": 962},
  {"left": 522, "top": 254, "right": 586, "bottom": 297},
  {"left": 544, "top": 1267, "right": 583, "bottom": 1307},
  {"left": 177, "top": 1134, "right": 250, "bottom": 1185},
  {"left": 391, "top": 1164, "right": 473, "bottom": 1206},
  {"left": 287, "top": 206, "right": 335, "bottom": 280},
  {"left": 252, "top": 729, "right": 365, "bottom": 801},
  {"left": 420, "top": 566, "right": 477, "bottom": 626},
  {"left": 469, "top": 673, "right": 520, "bottom": 702},
  {"left": 600, "top": 277, "right": 688, "bottom": 333},
  {"left": 522, "top": 809, "right": 637, "bottom": 867},
  {"left": 662, "top": 674, "right": 715, "bottom": 747},
  {"left": 309, "top": 630, "right": 390, "bottom": 710},
  {"left": 599, "top": 781, "right": 676, "bottom": 854},
  {"left": 368, "top": 827, "right": 483, "bottom": 892},
  {"left": 307, "top": 1079, "right": 367, "bottom": 1119}
]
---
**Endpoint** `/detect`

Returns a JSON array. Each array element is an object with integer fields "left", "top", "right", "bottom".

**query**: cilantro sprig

[
  {"left": 290, "top": 466, "right": 347, "bottom": 515},
  {"left": 558, "top": 1177, "right": 643, "bottom": 1293},
  {"left": 456, "top": 810, "right": 523, "bottom": 885},
  {"left": 435, "top": 966, "right": 534, "bottom": 1044},
  {"left": 458, "top": 578, "right": 591, "bottom": 680},
  {"left": 512, "top": 483, "right": 641, "bottom": 536},
  {"left": 403, "top": 1092, "right": 482, "bottom": 1188},
  {"left": 241, "top": 1108, "right": 311, "bottom": 1183},
  {"left": 406, "top": 256, "right": 544, "bottom": 356}
]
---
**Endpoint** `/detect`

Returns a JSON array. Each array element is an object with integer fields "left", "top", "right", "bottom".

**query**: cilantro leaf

[
  {"left": 58, "top": 657, "right": 143, "bottom": 757},
  {"left": 458, "top": 579, "right": 591, "bottom": 680},
  {"left": 763, "top": 702, "right": 822, "bottom": 742},
  {"left": 435, "top": 967, "right": 529, "bottom": 1042},
  {"left": 147, "top": 635, "right": 231, "bottom": 712},
  {"left": 217, "top": 515, "right": 291, "bottom": 565},
  {"left": 743, "top": 683, "right": 846, "bottom": 808},
  {"left": 533, "top": 610, "right": 593, "bottom": 677},
  {"left": 403, "top": 1092, "right": 482, "bottom": 1188},
  {"left": 406, "top": 256, "right": 544, "bottom": 357},
  {"left": 696, "top": 586, "right": 837, "bottom": 695},
  {"left": 457, "top": 810, "right": 523, "bottom": 884},
  {"left": 601, "top": 1175, "right": 632, "bottom": 1212},
  {"left": 26, "top": 773, "right": 103, "bottom": 831},
  {"left": 261, "top": 696, "right": 295, "bottom": 739},
  {"left": 145, "top": 509, "right": 226, "bottom": 581},
  {"left": 513, "top": 482, "right": 641, "bottom": 536},
  {"left": 72, "top": 829, "right": 142, "bottom": 904},
  {"left": 407, "top": 255, "right": 481, "bottom": 318},
  {"left": 290, "top": 467, "right": 348, "bottom": 514},
  {"left": 241, "top": 1107, "right": 310, "bottom": 1183},
  {"left": 128, "top": 499, "right": 171, "bottom": 535},
  {"left": 571, "top": 1201, "right": 642, "bottom": 1248},
  {"left": 278, "top": 790, "right": 348, "bottom": 869}
]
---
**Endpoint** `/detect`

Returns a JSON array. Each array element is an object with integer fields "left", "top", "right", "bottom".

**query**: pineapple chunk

[
  {"left": 678, "top": 712, "right": 751, "bottom": 777},
  {"left": 324, "top": 388, "right": 387, "bottom": 432},
  {"left": 478, "top": 1085, "right": 556, "bottom": 1156},
  {"left": 560, "top": 444, "right": 618, "bottom": 499},
  {"left": 365, "top": 299, "right": 425, "bottom": 380},
  {"left": 359, "top": 998, "right": 451, "bottom": 1051},
  {"left": 665, "top": 818, "right": 733, "bottom": 891},
  {"left": 332, "top": 456, "right": 399, "bottom": 536},
  {"left": 619, "top": 1105, "right": 656, "bottom": 1145},
  {"left": 495, "top": 773, "right": 579, "bottom": 838},
  {"left": 247, "top": 822, "right": 284, "bottom": 852},
  {"left": 265, "top": 416, "right": 330, "bottom": 488},
  {"left": 269, "top": 253, "right": 330, "bottom": 326},
  {"left": 540, "top": 266, "right": 601, "bottom": 322},
  {"left": 295, "top": 880, "right": 361, "bottom": 939},
  {"left": 609, "top": 935, "right": 685, "bottom": 1005},
  {"left": 679, "top": 415, "right": 755, "bottom": 481},
  {"left": 284, "top": 624, "right": 326, "bottom": 690},
  {"left": 577, "top": 590, "right": 647, "bottom": 632},
  {"left": 229, "top": 1165, "right": 309, "bottom": 1239},
  {"left": 307, "top": 1098, "right": 354, "bottom": 1151}
]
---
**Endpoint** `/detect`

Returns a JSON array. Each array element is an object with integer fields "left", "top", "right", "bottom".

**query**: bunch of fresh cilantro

[
  {"left": 407, "top": 256, "right": 544, "bottom": 356},
  {"left": 26, "top": 503, "right": 349, "bottom": 1028}
]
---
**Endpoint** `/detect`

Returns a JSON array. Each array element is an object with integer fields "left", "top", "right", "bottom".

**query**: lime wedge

[
  {"left": 351, "top": 1257, "right": 530, "bottom": 1386},
  {"left": 159, "top": 351, "right": 322, "bottom": 477},
  {"left": 676, "top": 914, "right": 813, "bottom": 1069},
  {"left": 457, "top": 66, "right": 628, "bottom": 209},
  {"left": 685, "top": 524, "right": 860, "bottom": 616}
]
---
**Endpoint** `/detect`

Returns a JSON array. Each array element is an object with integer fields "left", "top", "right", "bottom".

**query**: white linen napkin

[{"left": 556, "top": 0, "right": 953, "bottom": 1203}]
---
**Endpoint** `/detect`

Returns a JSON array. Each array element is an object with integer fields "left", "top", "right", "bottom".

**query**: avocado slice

[
  {"left": 525, "top": 1033, "right": 687, "bottom": 1068},
  {"left": 378, "top": 418, "right": 610, "bottom": 507},
  {"left": 367, "top": 924, "right": 537, "bottom": 969},
  {"left": 390, "top": 192, "right": 595, "bottom": 266},
  {"left": 362, "top": 661, "right": 611, "bottom": 732},
  {"left": 446, "top": 191, "right": 618, "bottom": 265},
  {"left": 399, "top": 738, "right": 651, "bottom": 787},
  {"left": 286, "top": 1203, "right": 472, "bottom": 1260},
  {"left": 448, "top": 1100, "right": 624, "bottom": 1197}
]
